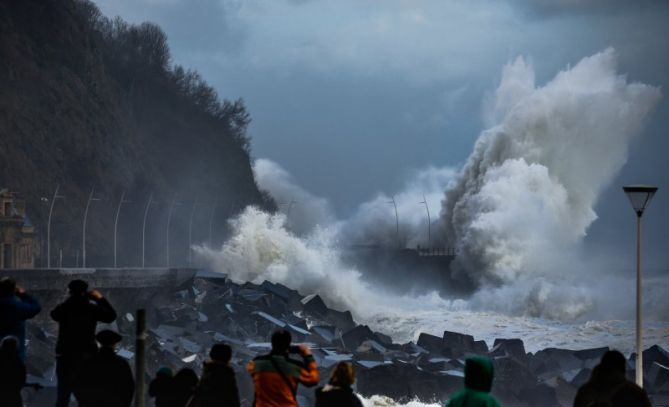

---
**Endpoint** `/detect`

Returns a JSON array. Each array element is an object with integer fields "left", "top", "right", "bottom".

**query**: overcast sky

[{"left": 94, "top": 0, "right": 669, "bottom": 269}]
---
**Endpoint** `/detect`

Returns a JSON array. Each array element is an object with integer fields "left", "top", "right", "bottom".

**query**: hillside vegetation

[{"left": 0, "top": 0, "right": 273, "bottom": 266}]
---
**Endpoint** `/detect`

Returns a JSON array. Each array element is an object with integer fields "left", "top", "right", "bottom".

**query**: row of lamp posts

[{"left": 42, "top": 185, "right": 223, "bottom": 269}]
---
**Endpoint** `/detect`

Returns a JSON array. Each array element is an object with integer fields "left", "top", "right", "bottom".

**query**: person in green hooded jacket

[{"left": 445, "top": 356, "right": 501, "bottom": 407}]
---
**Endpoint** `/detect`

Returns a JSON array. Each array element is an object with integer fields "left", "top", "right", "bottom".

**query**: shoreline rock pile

[{"left": 21, "top": 272, "right": 669, "bottom": 406}]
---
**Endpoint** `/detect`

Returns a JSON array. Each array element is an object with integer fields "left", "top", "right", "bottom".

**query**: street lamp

[
  {"left": 82, "top": 187, "right": 101, "bottom": 268},
  {"left": 142, "top": 193, "right": 157, "bottom": 268},
  {"left": 188, "top": 196, "right": 202, "bottom": 267},
  {"left": 208, "top": 195, "right": 219, "bottom": 246},
  {"left": 623, "top": 184, "right": 658, "bottom": 387},
  {"left": 165, "top": 194, "right": 181, "bottom": 268},
  {"left": 387, "top": 196, "right": 399, "bottom": 248},
  {"left": 419, "top": 194, "right": 431, "bottom": 248},
  {"left": 113, "top": 191, "right": 131, "bottom": 268},
  {"left": 45, "top": 185, "right": 65, "bottom": 268}
]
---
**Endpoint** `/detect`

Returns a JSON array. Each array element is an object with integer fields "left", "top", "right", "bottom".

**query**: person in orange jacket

[{"left": 247, "top": 329, "right": 319, "bottom": 407}]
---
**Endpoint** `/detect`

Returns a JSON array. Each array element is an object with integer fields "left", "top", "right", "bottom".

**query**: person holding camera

[
  {"left": 51, "top": 279, "right": 117, "bottom": 407},
  {"left": 247, "top": 329, "right": 319, "bottom": 407},
  {"left": 0, "top": 276, "right": 41, "bottom": 362}
]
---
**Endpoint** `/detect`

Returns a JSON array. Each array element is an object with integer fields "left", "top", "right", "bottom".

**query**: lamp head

[{"left": 623, "top": 185, "right": 658, "bottom": 217}]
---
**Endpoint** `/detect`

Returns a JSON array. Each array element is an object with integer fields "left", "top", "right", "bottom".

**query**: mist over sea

[{"left": 195, "top": 50, "right": 669, "bottom": 377}]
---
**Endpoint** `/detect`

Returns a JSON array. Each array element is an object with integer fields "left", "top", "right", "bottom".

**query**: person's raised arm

[
  {"left": 88, "top": 289, "right": 117, "bottom": 323},
  {"left": 296, "top": 344, "right": 319, "bottom": 387},
  {"left": 14, "top": 286, "right": 41, "bottom": 319}
]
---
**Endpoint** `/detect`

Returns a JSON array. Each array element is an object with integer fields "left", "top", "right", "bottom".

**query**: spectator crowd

[{"left": 0, "top": 276, "right": 654, "bottom": 406}]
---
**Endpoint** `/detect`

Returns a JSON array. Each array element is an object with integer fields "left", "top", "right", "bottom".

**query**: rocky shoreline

[{"left": 22, "top": 272, "right": 669, "bottom": 406}]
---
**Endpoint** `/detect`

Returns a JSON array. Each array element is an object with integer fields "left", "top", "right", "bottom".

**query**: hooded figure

[
  {"left": 445, "top": 356, "right": 501, "bottom": 407},
  {"left": 574, "top": 350, "right": 650, "bottom": 407}
]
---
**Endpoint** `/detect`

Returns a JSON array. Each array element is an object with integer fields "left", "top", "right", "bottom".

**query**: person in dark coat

[
  {"left": 149, "top": 367, "right": 174, "bottom": 407},
  {"left": 574, "top": 350, "right": 651, "bottom": 407},
  {"left": 73, "top": 329, "right": 135, "bottom": 407},
  {"left": 197, "top": 343, "right": 240, "bottom": 407},
  {"left": 0, "top": 276, "right": 41, "bottom": 361},
  {"left": 51, "top": 279, "right": 117, "bottom": 407},
  {"left": 315, "top": 361, "right": 363, "bottom": 407},
  {"left": 172, "top": 368, "right": 199, "bottom": 407},
  {"left": 0, "top": 336, "right": 26, "bottom": 407}
]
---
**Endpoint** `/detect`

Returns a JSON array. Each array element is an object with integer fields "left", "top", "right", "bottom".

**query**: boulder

[
  {"left": 493, "top": 355, "right": 537, "bottom": 394},
  {"left": 417, "top": 333, "right": 444, "bottom": 355},
  {"left": 301, "top": 294, "right": 329, "bottom": 317},
  {"left": 517, "top": 383, "right": 560, "bottom": 407},
  {"left": 490, "top": 338, "right": 526, "bottom": 361},
  {"left": 573, "top": 347, "right": 609, "bottom": 361},
  {"left": 533, "top": 348, "right": 582, "bottom": 372},
  {"left": 325, "top": 309, "right": 357, "bottom": 332},
  {"left": 443, "top": 330, "right": 475, "bottom": 357},
  {"left": 647, "top": 361, "right": 669, "bottom": 391},
  {"left": 342, "top": 325, "right": 378, "bottom": 351}
]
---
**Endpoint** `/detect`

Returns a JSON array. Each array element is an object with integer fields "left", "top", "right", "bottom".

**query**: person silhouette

[
  {"left": 445, "top": 356, "right": 501, "bottom": 407},
  {"left": 315, "top": 362, "right": 363, "bottom": 407},
  {"left": 197, "top": 343, "right": 240, "bottom": 407},
  {"left": 51, "top": 279, "right": 117, "bottom": 407},
  {"left": 73, "top": 329, "right": 135, "bottom": 407},
  {"left": 247, "top": 329, "right": 320, "bottom": 407},
  {"left": 0, "top": 277, "right": 41, "bottom": 361},
  {"left": 172, "top": 367, "right": 199, "bottom": 407},
  {"left": 149, "top": 367, "right": 174, "bottom": 407},
  {"left": 574, "top": 350, "right": 650, "bottom": 407},
  {"left": 0, "top": 336, "right": 27, "bottom": 407}
]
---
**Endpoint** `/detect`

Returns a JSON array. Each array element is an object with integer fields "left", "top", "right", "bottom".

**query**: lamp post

[
  {"left": 165, "top": 195, "right": 181, "bottom": 268},
  {"left": 208, "top": 196, "right": 219, "bottom": 246},
  {"left": 387, "top": 196, "right": 400, "bottom": 248},
  {"left": 419, "top": 194, "right": 431, "bottom": 248},
  {"left": 113, "top": 191, "right": 131, "bottom": 268},
  {"left": 82, "top": 187, "right": 101, "bottom": 268},
  {"left": 46, "top": 185, "right": 65, "bottom": 268},
  {"left": 142, "top": 193, "right": 156, "bottom": 268},
  {"left": 623, "top": 184, "right": 658, "bottom": 387},
  {"left": 188, "top": 196, "right": 201, "bottom": 267}
]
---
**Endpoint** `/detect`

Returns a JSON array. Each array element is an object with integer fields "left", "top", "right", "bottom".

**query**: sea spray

[
  {"left": 442, "top": 48, "right": 661, "bottom": 318},
  {"left": 195, "top": 48, "right": 668, "bottom": 352}
]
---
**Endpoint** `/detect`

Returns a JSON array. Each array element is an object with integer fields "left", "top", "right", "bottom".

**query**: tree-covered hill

[{"left": 0, "top": 0, "right": 274, "bottom": 267}]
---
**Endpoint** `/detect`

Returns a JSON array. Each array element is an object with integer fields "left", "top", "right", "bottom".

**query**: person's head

[
  {"left": 271, "top": 329, "right": 292, "bottom": 354},
  {"left": 329, "top": 362, "right": 356, "bottom": 387},
  {"left": 156, "top": 367, "right": 173, "bottom": 379},
  {"left": 173, "top": 368, "right": 199, "bottom": 389},
  {"left": 464, "top": 356, "right": 495, "bottom": 393},
  {"left": 0, "top": 277, "right": 16, "bottom": 297},
  {"left": 95, "top": 330, "right": 123, "bottom": 349},
  {"left": 0, "top": 336, "right": 19, "bottom": 354},
  {"left": 68, "top": 279, "right": 88, "bottom": 296},
  {"left": 210, "top": 343, "right": 232, "bottom": 363},
  {"left": 599, "top": 350, "right": 626, "bottom": 375}
]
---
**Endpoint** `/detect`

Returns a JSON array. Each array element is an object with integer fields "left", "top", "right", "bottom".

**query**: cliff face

[{"left": 0, "top": 0, "right": 273, "bottom": 267}]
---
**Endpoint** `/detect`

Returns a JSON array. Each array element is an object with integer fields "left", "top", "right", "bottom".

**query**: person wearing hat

[
  {"left": 196, "top": 343, "right": 241, "bottom": 407},
  {"left": 73, "top": 329, "right": 135, "bottom": 407},
  {"left": 51, "top": 279, "right": 117, "bottom": 407}
]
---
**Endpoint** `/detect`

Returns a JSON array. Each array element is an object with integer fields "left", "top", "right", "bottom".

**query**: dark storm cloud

[
  {"left": 510, "top": 0, "right": 669, "bottom": 18},
  {"left": 92, "top": 0, "right": 669, "bottom": 268}
]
